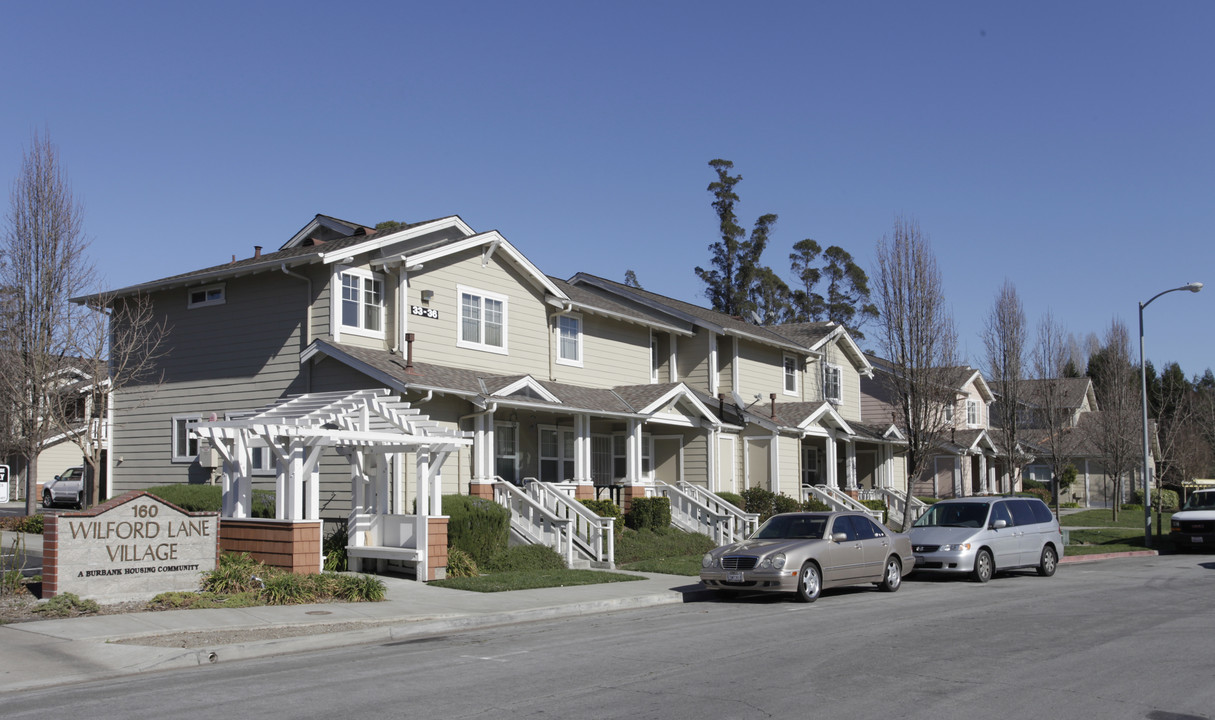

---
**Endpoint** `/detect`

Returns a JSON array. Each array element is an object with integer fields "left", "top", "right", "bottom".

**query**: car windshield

[
  {"left": 912, "top": 502, "right": 989, "bottom": 528},
  {"left": 1182, "top": 493, "right": 1215, "bottom": 511},
  {"left": 751, "top": 515, "right": 827, "bottom": 540},
  {"left": 60, "top": 468, "right": 83, "bottom": 481}
]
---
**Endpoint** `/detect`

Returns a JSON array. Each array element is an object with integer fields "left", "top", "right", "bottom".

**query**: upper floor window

[
  {"left": 967, "top": 400, "right": 980, "bottom": 426},
  {"left": 459, "top": 286, "right": 507, "bottom": 353},
  {"left": 556, "top": 314, "right": 582, "bottom": 366},
  {"left": 339, "top": 268, "right": 385, "bottom": 338},
  {"left": 188, "top": 284, "right": 225, "bottom": 309},
  {"left": 944, "top": 404, "right": 954, "bottom": 424},
  {"left": 783, "top": 354, "right": 798, "bottom": 395},
  {"left": 172, "top": 414, "right": 202, "bottom": 463},
  {"left": 650, "top": 335, "right": 660, "bottom": 383},
  {"left": 823, "top": 364, "right": 842, "bottom": 403}
]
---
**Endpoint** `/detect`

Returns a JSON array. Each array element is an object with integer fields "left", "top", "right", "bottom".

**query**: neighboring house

[
  {"left": 0, "top": 360, "right": 109, "bottom": 501},
  {"left": 861, "top": 358, "right": 1004, "bottom": 499},
  {"left": 79, "top": 213, "right": 910, "bottom": 533}
]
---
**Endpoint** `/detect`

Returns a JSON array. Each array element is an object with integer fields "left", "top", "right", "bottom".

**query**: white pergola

[{"left": 193, "top": 388, "right": 471, "bottom": 577}]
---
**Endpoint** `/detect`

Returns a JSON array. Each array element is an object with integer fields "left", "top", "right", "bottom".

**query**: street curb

[{"left": 1060, "top": 550, "right": 1158, "bottom": 563}]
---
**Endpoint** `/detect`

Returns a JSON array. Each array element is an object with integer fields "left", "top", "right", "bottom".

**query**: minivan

[{"left": 908, "top": 496, "right": 1063, "bottom": 582}]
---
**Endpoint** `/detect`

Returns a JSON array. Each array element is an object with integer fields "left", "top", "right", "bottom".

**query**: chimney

[
  {"left": 770, "top": 392, "right": 777, "bottom": 420},
  {"left": 404, "top": 333, "right": 417, "bottom": 374},
  {"left": 254, "top": 245, "right": 262, "bottom": 258}
]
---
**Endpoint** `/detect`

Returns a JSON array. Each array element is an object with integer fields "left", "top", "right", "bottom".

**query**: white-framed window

[
  {"left": 188, "top": 284, "right": 225, "bottom": 309},
  {"left": 944, "top": 403, "right": 955, "bottom": 424},
  {"left": 783, "top": 354, "right": 799, "bottom": 395},
  {"left": 458, "top": 286, "right": 507, "bottom": 353},
  {"left": 823, "top": 363, "right": 842, "bottom": 403},
  {"left": 612, "top": 433, "right": 652, "bottom": 480},
  {"left": 494, "top": 422, "right": 519, "bottom": 483},
  {"left": 556, "top": 314, "right": 582, "bottom": 367},
  {"left": 967, "top": 400, "right": 979, "bottom": 426},
  {"left": 540, "top": 426, "right": 576, "bottom": 481},
  {"left": 338, "top": 267, "right": 385, "bottom": 338},
  {"left": 172, "top": 415, "right": 202, "bottom": 463},
  {"left": 225, "top": 412, "right": 276, "bottom": 476}
]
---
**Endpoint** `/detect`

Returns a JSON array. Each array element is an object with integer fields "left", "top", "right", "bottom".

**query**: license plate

[
  {"left": 727, "top": 572, "right": 744, "bottom": 582},
  {"left": 1195, "top": 537, "right": 1203, "bottom": 543}
]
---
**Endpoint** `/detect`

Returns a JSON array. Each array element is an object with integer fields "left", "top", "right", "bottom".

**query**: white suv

[
  {"left": 42, "top": 467, "right": 86, "bottom": 509},
  {"left": 1171, "top": 490, "right": 1215, "bottom": 551}
]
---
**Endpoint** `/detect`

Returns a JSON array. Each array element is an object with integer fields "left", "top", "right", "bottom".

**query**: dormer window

[
  {"left": 783, "top": 354, "right": 798, "bottom": 395},
  {"left": 944, "top": 404, "right": 954, "bottom": 424},
  {"left": 967, "top": 400, "right": 980, "bottom": 426},
  {"left": 188, "top": 284, "right": 225, "bottom": 309}
]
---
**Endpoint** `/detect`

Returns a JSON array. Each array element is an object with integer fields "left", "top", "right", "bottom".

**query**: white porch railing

[
  {"left": 654, "top": 481, "right": 759, "bottom": 544},
  {"left": 877, "top": 488, "right": 928, "bottom": 529},
  {"left": 493, "top": 481, "right": 576, "bottom": 568},
  {"left": 803, "top": 484, "right": 884, "bottom": 522},
  {"left": 493, "top": 480, "right": 615, "bottom": 568}
]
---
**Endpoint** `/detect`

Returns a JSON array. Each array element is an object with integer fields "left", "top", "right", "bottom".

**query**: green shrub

[
  {"left": 802, "top": 498, "right": 831, "bottom": 512},
  {"left": 146, "top": 484, "right": 274, "bottom": 517},
  {"left": 444, "top": 495, "right": 510, "bottom": 566},
  {"left": 445, "top": 547, "right": 479, "bottom": 578},
  {"left": 34, "top": 592, "right": 100, "bottom": 617},
  {"left": 1060, "top": 502, "right": 1080, "bottom": 509},
  {"left": 200, "top": 551, "right": 384, "bottom": 603},
  {"left": 1022, "top": 478, "right": 1048, "bottom": 491},
  {"left": 860, "top": 499, "right": 886, "bottom": 512},
  {"left": 740, "top": 487, "right": 802, "bottom": 521},
  {"left": 917, "top": 496, "right": 940, "bottom": 505},
  {"left": 483, "top": 543, "right": 567, "bottom": 572},
  {"left": 580, "top": 499, "right": 623, "bottom": 526},
  {"left": 13, "top": 514, "right": 43, "bottom": 534},
  {"left": 625, "top": 496, "right": 671, "bottom": 531},
  {"left": 615, "top": 527, "right": 717, "bottom": 565},
  {"left": 1021, "top": 487, "right": 1053, "bottom": 505},
  {"left": 1121, "top": 503, "right": 1144, "bottom": 512},
  {"left": 323, "top": 520, "right": 348, "bottom": 572},
  {"left": 716, "top": 491, "right": 744, "bottom": 510},
  {"left": 1130, "top": 488, "right": 1179, "bottom": 511}
]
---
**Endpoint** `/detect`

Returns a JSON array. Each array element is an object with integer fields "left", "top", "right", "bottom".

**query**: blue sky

[{"left": 3, "top": 1, "right": 1212, "bottom": 377}]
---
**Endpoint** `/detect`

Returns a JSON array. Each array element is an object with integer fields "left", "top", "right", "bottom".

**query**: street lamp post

[{"left": 1139, "top": 281, "right": 1203, "bottom": 548}]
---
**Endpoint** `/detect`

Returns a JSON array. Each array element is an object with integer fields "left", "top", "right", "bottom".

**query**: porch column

[
  {"left": 845, "top": 440, "right": 858, "bottom": 492},
  {"left": 953, "top": 456, "right": 963, "bottom": 497},
  {"left": 987, "top": 462, "right": 996, "bottom": 496},
  {"left": 1084, "top": 459, "right": 1091, "bottom": 507},
  {"left": 824, "top": 432, "right": 838, "bottom": 490},
  {"left": 469, "top": 410, "right": 496, "bottom": 500},
  {"left": 978, "top": 454, "right": 989, "bottom": 494},
  {"left": 707, "top": 426, "right": 718, "bottom": 493},
  {"left": 574, "top": 414, "right": 592, "bottom": 500}
]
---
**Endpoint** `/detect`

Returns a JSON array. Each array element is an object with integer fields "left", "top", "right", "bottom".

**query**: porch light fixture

[{"left": 1139, "top": 281, "right": 1202, "bottom": 548}]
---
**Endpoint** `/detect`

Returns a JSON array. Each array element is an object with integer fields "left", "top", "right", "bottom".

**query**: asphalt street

[{"left": 2, "top": 554, "right": 1211, "bottom": 720}]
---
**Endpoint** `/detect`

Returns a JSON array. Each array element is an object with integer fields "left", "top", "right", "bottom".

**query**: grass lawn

[
  {"left": 430, "top": 568, "right": 644, "bottom": 592},
  {"left": 1064, "top": 527, "right": 1165, "bottom": 556},
  {"left": 1060, "top": 508, "right": 1172, "bottom": 529}
]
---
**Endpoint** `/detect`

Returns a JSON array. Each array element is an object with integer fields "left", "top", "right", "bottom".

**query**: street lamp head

[{"left": 1186, "top": 282, "right": 1203, "bottom": 293}]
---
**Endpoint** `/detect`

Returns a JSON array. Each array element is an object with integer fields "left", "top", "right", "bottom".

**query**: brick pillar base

[
  {"left": 468, "top": 482, "right": 494, "bottom": 500},
  {"left": 427, "top": 517, "right": 448, "bottom": 581},
  {"left": 622, "top": 485, "right": 650, "bottom": 515},
  {"left": 575, "top": 484, "right": 593, "bottom": 501},
  {"left": 847, "top": 489, "right": 859, "bottom": 500}
]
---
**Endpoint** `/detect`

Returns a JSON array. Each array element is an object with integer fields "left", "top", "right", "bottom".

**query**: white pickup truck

[
  {"left": 1170, "top": 489, "right": 1215, "bottom": 551},
  {"left": 42, "top": 466, "right": 86, "bottom": 509}
]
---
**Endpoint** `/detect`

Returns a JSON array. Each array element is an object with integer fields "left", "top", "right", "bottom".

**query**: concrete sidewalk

[{"left": 0, "top": 552, "right": 707, "bottom": 694}]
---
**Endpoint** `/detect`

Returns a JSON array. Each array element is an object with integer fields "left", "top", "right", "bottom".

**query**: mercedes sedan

[{"left": 700, "top": 511, "right": 914, "bottom": 602}]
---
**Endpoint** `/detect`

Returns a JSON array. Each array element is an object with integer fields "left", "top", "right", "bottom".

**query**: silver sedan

[{"left": 700, "top": 511, "right": 915, "bottom": 602}]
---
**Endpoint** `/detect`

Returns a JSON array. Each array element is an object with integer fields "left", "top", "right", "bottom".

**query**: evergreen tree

[{"left": 694, "top": 159, "right": 776, "bottom": 318}]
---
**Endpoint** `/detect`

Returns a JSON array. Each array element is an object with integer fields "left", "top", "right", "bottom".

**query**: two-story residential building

[{"left": 79, "top": 213, "right": 911, "bottom": 572}]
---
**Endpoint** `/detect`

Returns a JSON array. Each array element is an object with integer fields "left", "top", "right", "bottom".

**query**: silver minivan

[{"left": 908, "top": 496, "right": 1063, "bottom": 582}]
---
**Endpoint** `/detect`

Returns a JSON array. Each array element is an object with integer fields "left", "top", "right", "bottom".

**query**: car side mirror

[
  {"left": 991, "top": 519, "right": 1007, "bottom": 530},
  {"left": 831, "top": 532, "right": 848, "bottom": 543},
  {"left": 53, "top": 475, "right": 61, "bottom": 481}
]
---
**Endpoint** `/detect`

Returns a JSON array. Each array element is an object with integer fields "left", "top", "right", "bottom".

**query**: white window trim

[
  {"left": 944, "top": 403, "right": 955, "bottom": 424},
  {"left": 783, "top": 353, "right": 799, "bottom": 396},
  {"left": 824, "top": 363, "right": 842, "bottom": 404},
  {"left": 188, "top": 283, "right": 226, "bottom": 309},
  {"left": 334, "top": 265, "right": 386, "bottom": 340},
  {"left": 225, "top": 411, "right": 276, "bottom": 476},
  {"left": 650, "top": 334, "right": 659, "bottom": 383},
  {"left": 171, "top": 414, "right": 202, "bottom": 463},
  {"left": 457, "top": 285, "right": 509, "bottom": 354},
  {"left": 967, "top": 399, "right": 980, "bottom": 427},
  {"left": 555, "top": 313, "right": 583, "bottom": 367}
]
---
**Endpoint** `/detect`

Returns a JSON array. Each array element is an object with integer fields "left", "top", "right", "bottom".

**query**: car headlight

[
  {"left": 1171, "top": 519, "right": 1180, "bottom": 531},
  {"left": 702, "top": 553, "right": 715, "bottom": 568},
  {"left": 758, "top": 552, "right": 787, "bottom": 570},
  {"left": 939, "top": 543, "right": 972, "bottom": 552}
]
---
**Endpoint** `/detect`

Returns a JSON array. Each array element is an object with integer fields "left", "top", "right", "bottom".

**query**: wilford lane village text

[{"left": 66, "top": 502, "right": 213, "bottom": 564}]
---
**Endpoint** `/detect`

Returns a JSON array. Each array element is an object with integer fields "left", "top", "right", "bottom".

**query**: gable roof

[
  {"left": 1019, "top": 377, "right": 1098, "bottom": 411},
  {"left": 772, "top": 321, "right": 873, "bottom": 376}
]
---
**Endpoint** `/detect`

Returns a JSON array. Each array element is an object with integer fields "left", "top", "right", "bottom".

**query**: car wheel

[
  {"left": 42, "top": 492, "right": 52, "bottom": 509},
  {"left": 877, "top": 556, "right": 902, "bottom": 592},
  {"left": 972, "top": 549, "right": 993, "bottom": 584},
  {"left": 796, "top": 562, "right": 821, "bottom": 603},
  {"left": 1037, "top": 545, "right": 1058, "bottom": 577}
]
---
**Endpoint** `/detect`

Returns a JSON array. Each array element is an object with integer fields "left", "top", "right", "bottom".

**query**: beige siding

[
  {"left": 550, "top": 312, "right": 652, "bottom": 387},
  {"left": 735, "top": 339, "right": 787, "bottom": 402},
  {"left": 676, "top": 331, "right": 713, "bottom": 393},
  {"left": 403, "top": 249, "right": 551, "bottom": 376},
  {"left": 682, "top": 431, "right": 708, "bottom": 488},
  {"left": 37, "top": 441, "right": 85, "bottom": 489},
  {"left": 775, "top": 434, "right": 801, "bottom": 498},
  {"left": 817, "top": 341, "right": 863, "bottom": 422}
]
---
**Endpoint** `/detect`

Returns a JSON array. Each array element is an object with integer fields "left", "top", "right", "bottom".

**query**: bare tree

[
  {"left": 51, "top": 291, "right": 168, "bottom": 505},
  {"left": 1086, "top": 319, "right": 1141, "bottom": 520},
  {"left": 1032, "top": 310, "right": 1072, "bottom": 512},
  {"left": 874, "top": 217, "right": 958, "bottom": 525},
  {"left": 983, "top": 280, "right": 1029, "bottom": 495},
  {"left": 0, "top": 132, "right": 93, "bottom": 515}
]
